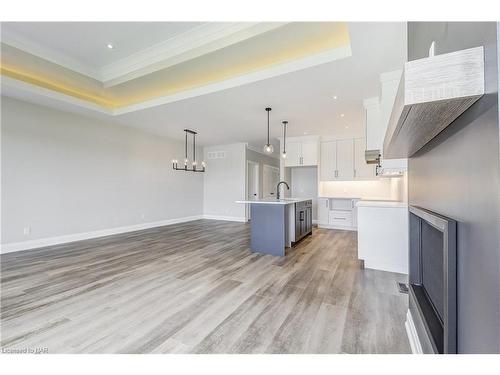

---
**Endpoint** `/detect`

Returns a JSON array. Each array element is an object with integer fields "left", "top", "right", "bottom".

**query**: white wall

[
  {"left": 290, "top": 167, "right": 318, "bottom": 220},
  {"left": 1, "top": 97, "right": 204, "bottom": 250},
  {"left": 203, "top": 143, "right": 247, "bottom": 221}
]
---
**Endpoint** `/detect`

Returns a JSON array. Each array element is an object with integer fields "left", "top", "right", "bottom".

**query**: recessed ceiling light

[
  {"left": 303, "top": 132, "right": 308, "bottom": 135},
  {"left": 345, "top": 125, "right": 349, "bottom": 129},
  {"left": 340, "top": 113, "right": 345, "bottom": 118},
  {"left": 333, "top": 95, "right": 338, "bottom": 100},
  {"left": 106, "top": 43, "right": 115, "bottom": 49}
]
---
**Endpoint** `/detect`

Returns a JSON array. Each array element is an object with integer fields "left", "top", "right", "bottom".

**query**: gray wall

[
  {"left": 246, "top": 148, "right": 280, "bottom": 197},
  {"left": 1, "top": 97, "right": 204, "bottom": 246},
  {"left": 407, "top": 22, "right": 500, "bottom": 353},
  {"left": 203, "top": 143, "right": 247, "bottom": 220}
]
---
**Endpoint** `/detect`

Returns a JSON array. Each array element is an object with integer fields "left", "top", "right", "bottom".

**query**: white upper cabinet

[
  {"left": 283, "top": 138, "right": 318, "bottom": 167},
  {"left": 320, "top": 137, "right": 375, "bottom": 181},
  {"left": 301, "top": 141, "right": 318, "bottom": 166},
  {"left": 363, "top": 97, "right": 382, "bottom": 151},
  {"left": 336, "top": 139, "right": 354, "bottom": 180},
  {"left": 284, "top": 141, "right": 301, "bottom": 167},
  {"left": 354, "top": 138, "right": 376, "bottom": 179},
  {"left": 320, "top": 141, "right": 337, "bottom": 180}
]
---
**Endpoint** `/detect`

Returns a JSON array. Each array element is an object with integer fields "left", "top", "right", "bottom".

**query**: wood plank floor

[{"left": 1, "top": 220, "right": 410, "bottom": 354}]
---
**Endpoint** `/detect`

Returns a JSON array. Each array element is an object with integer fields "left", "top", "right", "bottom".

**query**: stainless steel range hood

[{"left": 365, "top": 149, "right": 380, "bottom": 164}]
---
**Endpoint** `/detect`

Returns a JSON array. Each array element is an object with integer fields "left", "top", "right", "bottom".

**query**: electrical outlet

[{"left": 23, "top": 226, "right": 31, "bottom": 235}]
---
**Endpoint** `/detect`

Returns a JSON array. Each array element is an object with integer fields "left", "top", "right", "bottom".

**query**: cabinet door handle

[
  {"left": 325, "top": 200, "right": 329, "bottom": 208},
  {"left": 354, "top": 169, "right": 356, "bottom": 178},
  {"left": 300, "top": 211, "right": 304, "bottom": 221}
]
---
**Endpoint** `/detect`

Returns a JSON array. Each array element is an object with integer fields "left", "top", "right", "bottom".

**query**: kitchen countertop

[
  {"left": 236, "top": 197, "right": 312, "bottom": 205},
  {"left": 356, "top": 200, "right": 408, "bottom": 208},
  {"left": 318, "top": 196, "right": 361, "bottom": 199}
]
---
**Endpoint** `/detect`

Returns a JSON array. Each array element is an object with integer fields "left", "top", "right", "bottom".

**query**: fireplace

[{"left": 408, "top": 206, "right": 457, "bottom": 354}]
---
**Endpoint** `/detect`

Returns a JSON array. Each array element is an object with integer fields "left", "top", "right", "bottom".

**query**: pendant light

[
  {"left": 263, "top": 107, "right": 274, "bottom": 154},
  {"left": 172, "top": 129, "right": 206, "bottom": 172},
  {"left": 282, "top": 120, "right": 288, "bottom": 159}
]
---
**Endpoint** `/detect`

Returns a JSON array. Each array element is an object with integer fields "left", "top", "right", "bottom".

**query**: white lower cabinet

[
  {"left": 318, "top": 198, "right": 359, "bottom": 231},
  {"left": 328, "top": 210, "right": 352, "bottom": 227},
  {"left": 318, "top": 198, "right": 330, "bottom": 225}
]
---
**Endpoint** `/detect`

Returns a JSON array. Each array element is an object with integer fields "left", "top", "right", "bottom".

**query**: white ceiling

[
  {"left": 112, "top": 22, "right": 406, "bottom": 150},
  {"left": 1, "top": 22, "right": 407, "bottom": 154},
  {"left": 2, "top": 22, "right": 203, "bottom": 69}
]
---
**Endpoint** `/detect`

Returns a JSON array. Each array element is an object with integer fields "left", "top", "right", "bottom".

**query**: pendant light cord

[
  {"left": 185, "top": 130, "right": 188, "bottom": 161},
  {"left": 193, "top": 133, "right": 196, "bottom": 163},
  {"left": 267, "top": 109, "right": 270, "bottom": 145},
  {"left": 283, "top": 121, "right": 287, "bottom": 153}
]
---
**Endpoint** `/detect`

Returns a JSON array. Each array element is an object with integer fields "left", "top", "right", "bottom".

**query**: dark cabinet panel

[{"left": 294, "top": 200, "right": 313, "bottom": 243}]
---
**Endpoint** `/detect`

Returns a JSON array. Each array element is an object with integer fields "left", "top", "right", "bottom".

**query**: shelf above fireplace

[{"left": 383, "top": 46, "right": 485, "bottom": 158}]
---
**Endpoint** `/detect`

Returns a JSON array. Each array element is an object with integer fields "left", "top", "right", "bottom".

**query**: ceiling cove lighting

[
  {"left": 172, "top": 129, "right": 206, "bottom": 172},
  {"left": 263, "top": 107, "right": 274, "bottom": 154},
  {"left": 282, "top": 121, "right": 288, "bottom": 159}
]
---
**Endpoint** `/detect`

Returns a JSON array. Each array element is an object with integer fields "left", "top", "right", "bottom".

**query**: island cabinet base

[{"left": 250, "top": 204, "right": 289, "bottom": 256}]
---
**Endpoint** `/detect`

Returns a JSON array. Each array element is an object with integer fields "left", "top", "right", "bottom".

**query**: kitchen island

[{"left": 236, "top": 198, "right": 312, "bottom": 256}]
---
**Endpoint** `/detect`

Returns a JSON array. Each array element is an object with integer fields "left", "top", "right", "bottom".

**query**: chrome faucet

[{"left": 276, "top": 181, "right": 290, "bottom": 200}]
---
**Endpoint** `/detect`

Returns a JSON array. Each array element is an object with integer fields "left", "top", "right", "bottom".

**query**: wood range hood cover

[{"left": 383, "top": 46, "right": 485, "bottom": 158}]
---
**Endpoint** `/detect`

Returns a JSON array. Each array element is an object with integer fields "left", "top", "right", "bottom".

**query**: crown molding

[
  {"left": 1, "top": 75, "right": 113, "bottom": 115},
  {"left": 101, "top": 22, "right": 288, "bottom": 87},
  {"left": 1, "top": 23, "right": 288, "bottom": 87},
  {"left": 363, "top": 96, "right": 380, "bottom": 108},
  {"left": 1, "top": 30, "right": 102, "bottom": 81},
  {"left": 2, "top": 44, "right": 352, "bottom": 118}
]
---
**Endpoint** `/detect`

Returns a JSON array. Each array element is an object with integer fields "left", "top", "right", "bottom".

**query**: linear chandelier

[{"left": 172, "top": 129, "right": 206, "bottom": 172}]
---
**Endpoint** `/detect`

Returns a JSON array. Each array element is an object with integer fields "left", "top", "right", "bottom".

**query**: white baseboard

[
  {"left": 202, "top": 215, "right": 247, "bottom": 222},
  {"left": 0, "top": 215, "right": 204, "bottom": 254},
  {"left": 405, "top": 309, "right": 423, "bottom": 354}
]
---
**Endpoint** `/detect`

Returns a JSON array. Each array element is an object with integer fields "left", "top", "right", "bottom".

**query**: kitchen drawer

[
  {"left": 330, "top": 199, "right": 354, "bottom": 210},
  {"left": 329, "top": 210, "right": 353, "bottom": 227}
]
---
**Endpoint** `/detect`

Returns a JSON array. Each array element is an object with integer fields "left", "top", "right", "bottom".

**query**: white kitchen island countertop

[
  {"left": 236, "top": 197, "right": 312, "bottom": 205},
  {"left": 356, "top": 200, "right": 408, "bottom": 208}
]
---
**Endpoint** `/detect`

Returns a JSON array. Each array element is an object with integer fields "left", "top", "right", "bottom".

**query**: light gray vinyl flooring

[{"left": 1, "top": 220, "right": 410, "bottom": 354}]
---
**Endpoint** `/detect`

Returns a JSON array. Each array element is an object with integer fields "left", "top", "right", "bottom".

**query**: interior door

[
  {"left": 301, "top": 141, "right": 318, "bottom": 166},
  {"left": 336, "top": 139, "right": 355, "bottom": 180},
  {"left": 284, "top": 141, "right": 301, "bottom": 167},
  {"left": 263, "top": 165, "right": 280, "bottom": 198},
  {"left": 320, "top": 141, "right": 336, "bottom": 181},
  {"left": 354, "top": 138, "right": 376, "bottom": 179}
]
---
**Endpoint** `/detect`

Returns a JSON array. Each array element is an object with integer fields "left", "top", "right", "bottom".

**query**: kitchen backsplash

[{"left": 319, "top": 173, "right": 407, "bottom": 201}]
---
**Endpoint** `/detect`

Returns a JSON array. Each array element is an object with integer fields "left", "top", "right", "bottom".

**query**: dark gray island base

[
  {"left": 250, "top": 204, "right": 288, "bottom": 256},
  {"left": 237, "top": 198, "right": 313, "bottom": 257}
]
